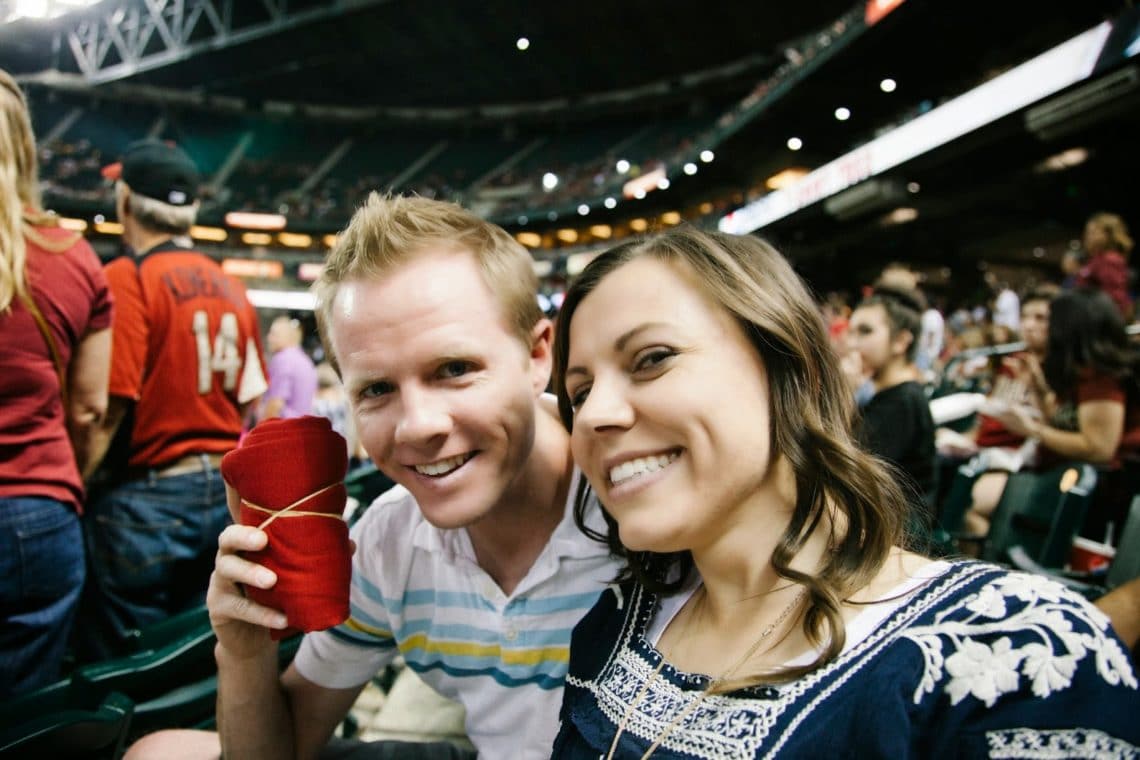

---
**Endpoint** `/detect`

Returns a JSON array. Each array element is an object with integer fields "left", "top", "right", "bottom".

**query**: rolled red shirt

[{"left": 221, "top": 416, "right": 351, "bottom": 639}]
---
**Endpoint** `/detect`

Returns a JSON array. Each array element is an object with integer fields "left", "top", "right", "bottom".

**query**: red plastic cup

[{"left": 1068, "top": 536, "right": 1116, "bottom": 573}]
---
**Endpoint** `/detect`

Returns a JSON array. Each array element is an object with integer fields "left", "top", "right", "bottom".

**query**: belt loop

[{"left": 199, "top": 452, "right": 210, "bottom": 472}]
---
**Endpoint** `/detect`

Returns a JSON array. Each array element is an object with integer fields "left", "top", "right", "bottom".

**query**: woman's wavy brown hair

[{"left": 552, "top": 226, "right": 914, "bottom": 685}]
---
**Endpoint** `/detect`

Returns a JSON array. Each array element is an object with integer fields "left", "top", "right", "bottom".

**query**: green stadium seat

[
  {"left": 0, "top": 682, "right": 133, "bottom": 759},
  {"left": 983, "top": 464, "right": 1098, "bottom": 567}
]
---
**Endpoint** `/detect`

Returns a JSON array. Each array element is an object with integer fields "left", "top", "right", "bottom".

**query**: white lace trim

[{"left": 986, "top": 728, "right": 1138, "bottom": 759}]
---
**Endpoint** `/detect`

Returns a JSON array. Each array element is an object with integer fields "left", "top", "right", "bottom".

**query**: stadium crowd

[{"left": 3, "top": 46, "right": 1140, "bottom": 760}]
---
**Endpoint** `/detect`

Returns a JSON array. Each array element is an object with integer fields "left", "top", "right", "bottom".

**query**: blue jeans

[
  {"left": 77, "top": 461, "right": 230, "bottom": 661},
  {"left": 0, "top": 496, "right": 85, "bottom": 698}
]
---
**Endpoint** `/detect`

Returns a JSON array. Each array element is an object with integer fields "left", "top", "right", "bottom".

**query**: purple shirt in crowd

[{"left": 264, "top": 345, "right": 318, "bottom": 419}]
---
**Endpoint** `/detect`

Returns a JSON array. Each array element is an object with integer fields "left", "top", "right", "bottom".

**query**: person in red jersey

[
  {"left": 0, "top": 70, "right": 113, "bottom": 698},
  {"left": 78, "top": 140, "right": 268, "bottom": 661}
]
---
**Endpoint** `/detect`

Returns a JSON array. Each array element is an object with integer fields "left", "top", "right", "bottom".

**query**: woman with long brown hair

[
  {"left": 550, "top": 226, "right": 1138, "bottom": 757},
  {"left": 0, "top": 70, "right": 113, "bottom": 697}
]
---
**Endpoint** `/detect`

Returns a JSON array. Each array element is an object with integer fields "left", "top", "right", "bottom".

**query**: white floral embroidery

[
  {"left": 945, "top": 637, "right": 1022, "bottom": 706},
  {"left": 904, "top": 572, "right": 1138, "bottom": 707},
  {"left": 568, "top": 565, "right": 1138, "bottom": 759},
  {"left": 986, "top": 727, "right": 1138, "bottom": 758}
]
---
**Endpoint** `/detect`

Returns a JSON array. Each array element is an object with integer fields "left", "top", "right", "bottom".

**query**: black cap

[{"left": 103, "top": 139, "right": 199, "bottom": 206}]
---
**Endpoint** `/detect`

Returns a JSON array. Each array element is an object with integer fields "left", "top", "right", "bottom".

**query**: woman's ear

[{"left": 891, "top": 328, "right": 914, "bottom": 359}]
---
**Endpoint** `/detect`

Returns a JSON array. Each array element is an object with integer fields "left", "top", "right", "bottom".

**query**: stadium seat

[
  {"left": 345, "top": 463, "right": 396, "bottom": 527},
  {"left": 929, "top": 455, "right": 988, "bottom": 556},
  {"left": 1010, "top": 492, "right": 1140, "bottom": 598},
  {"left": 0, "top": 681, "right": 133, "bottom": 759},
  {"left": 72, "top": 607, "right": 219, "bottom": 736},
  {"left": 982, "top": 463, "right": 1098, "bottom": 567},
  {"left": 72, "top": 605, "right": 305, "bottom": 737}
]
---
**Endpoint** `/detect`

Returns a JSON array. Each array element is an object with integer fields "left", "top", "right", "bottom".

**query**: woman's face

[
  {"left": 1020, "top": 299, "right": 1050, "bottom": 353},
  {"left": 563, "top": 257, "right": 784, "bottom": 554},
  {"left": 1084, "top": 220, "right": 1109, "bottom": 254},
  {"left": 847, "top": 303, "right": 899, "bottom": 376}
]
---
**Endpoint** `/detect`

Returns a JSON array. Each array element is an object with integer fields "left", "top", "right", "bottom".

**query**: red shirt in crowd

[
  {"left": 104, "top": 242, "right": 267, "bottom": 469},
  {"left": 0, "top": 226, "right": 112, "bottom": 513}
]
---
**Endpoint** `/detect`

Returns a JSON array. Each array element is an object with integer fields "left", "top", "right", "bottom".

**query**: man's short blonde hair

[{"left": 314, "top": 193, "right": 543, "bottom": 371}]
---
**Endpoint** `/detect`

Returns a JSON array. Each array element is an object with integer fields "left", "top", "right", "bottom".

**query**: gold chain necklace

[{"left": 604, "top": 586, "right": 806, "bottom": 760}]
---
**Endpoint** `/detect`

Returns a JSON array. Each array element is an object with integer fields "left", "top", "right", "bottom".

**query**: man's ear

[{"left": 529, "top": 318, "right": 554, "bottom": 396}]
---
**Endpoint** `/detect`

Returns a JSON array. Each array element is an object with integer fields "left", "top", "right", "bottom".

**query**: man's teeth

[
  {"left": 609, "top": 452, "right": 678, "bottom": 486},
  {"left": 415, "top": 453, "right": 472, "bottom": 477}
]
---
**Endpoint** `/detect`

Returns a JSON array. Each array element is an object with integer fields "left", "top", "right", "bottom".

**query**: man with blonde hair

[
  {"left": 128, "top": 193, "right": 618, "bottom": 759},
  {"left": 80, "top": 140, "right": 267, "bottom": 661}
]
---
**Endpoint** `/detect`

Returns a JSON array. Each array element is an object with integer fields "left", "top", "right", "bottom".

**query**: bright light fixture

[
  {"left": 577, "top": 204, "right": 590, "bottom": 216},
  {"left": 616, "top": 159, "right": 631, "bottom": 174},
  {"left": 880, "top": 78, "right": 897, "bottom": 93},
  {"left": 516, "top": 232, "right": 542, "bottom": 248},
  {"left": 542, "top": 172, "right": 558, "bottom": 191},
  {"left": 656, "top": 177, "right": 670, "bottom": 191},
  {"left": 603, "top": 197, "right": 617, "bottom": 209},
  {"left": 683, "top": 162, "right": 698, "bottom": 175},
  {"left": 699, "top": 149, "right": 715, "bottom": 163},
  {"left": 1036, "top": 147, "right": 1089, "bottom": 172},
  {"left": 883, "top": 207, "right": 918, "bottom": 225},
  {"left": 516, "top": 37, "right": 530, "bottom": 51},
  {"left": 834, "top": 107, "right": 851, "bottom": 121},
  {"left": 787, "top": 137, "right": 803, "bottom": 151},
  {"left": 225, "top": 211, "right": 287, "bottom": 230},
  {"left": 7, "top": 0, "right": 101, "bottom": 22}
]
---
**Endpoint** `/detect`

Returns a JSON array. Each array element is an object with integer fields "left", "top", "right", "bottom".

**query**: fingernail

[
  {"left": 257, "top": 570, "right": 276, "bottom": 587},
  {"left": 273, "top": 615, "right": 288, "bottom": 629}
]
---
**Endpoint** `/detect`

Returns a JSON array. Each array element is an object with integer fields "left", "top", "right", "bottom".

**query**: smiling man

[{"left": 159, "top": 194, "right": 620, "bottom": 760}]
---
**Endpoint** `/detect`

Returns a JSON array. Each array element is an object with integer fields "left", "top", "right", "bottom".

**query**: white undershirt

[{"left": 646, "top": 560, "right": 952, "bottom": 668}]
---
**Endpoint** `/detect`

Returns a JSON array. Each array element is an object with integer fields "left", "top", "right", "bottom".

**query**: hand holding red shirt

[{"left": 221, "top": 416, "right": 351, "bottom": 640}]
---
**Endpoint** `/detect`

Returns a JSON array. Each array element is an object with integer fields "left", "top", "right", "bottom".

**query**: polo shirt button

[{"left": 504, "top": 628, "right": 518, "bottom": 641}]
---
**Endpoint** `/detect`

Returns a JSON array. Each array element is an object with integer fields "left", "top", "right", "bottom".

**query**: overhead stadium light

[
  {"left": 225, "top": 211, "right": 287, "bottom": 230},
  {"left": 5, "top": 0, "right": 100, "bottom": 22}
]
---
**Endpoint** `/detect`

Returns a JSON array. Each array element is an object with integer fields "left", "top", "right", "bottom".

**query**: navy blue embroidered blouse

[{"left": 551, "top": 561, "right": 1140, "bottom": 758}]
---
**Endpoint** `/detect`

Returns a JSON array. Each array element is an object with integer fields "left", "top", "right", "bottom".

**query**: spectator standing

[
  {"left": 259, "top": 315, "right": 318, "bottom": 421},
  {"left": 0, "top": 70, "right": 113, "bottom": 697},
  {"left": 991, "top": 275, "right": 1021, "bottom": 335},
  {"left": 1078, "top": 211, "right": 1134, "bottom": 319},
  {"left": 916, "top": 299, "right": 945, "bottom": 377},
  {"left": 79, "top": 140, "right": 268, "bottom": 660}
]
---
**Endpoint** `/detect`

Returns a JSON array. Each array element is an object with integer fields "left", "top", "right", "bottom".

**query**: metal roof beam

[{"left": 57, "top": 0, "right": 394, "bottom": 85}]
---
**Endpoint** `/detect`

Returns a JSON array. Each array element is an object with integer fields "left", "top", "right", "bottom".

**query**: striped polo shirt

[{"left": 294, "top": 471, "right": 620, "bottom": 758}]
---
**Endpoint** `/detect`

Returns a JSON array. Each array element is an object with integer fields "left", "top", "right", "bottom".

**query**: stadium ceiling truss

[{"left": 61, "top": 0, "right": 392, "bottom": 84}]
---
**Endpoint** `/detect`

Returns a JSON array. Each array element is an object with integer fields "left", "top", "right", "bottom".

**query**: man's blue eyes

[{"left": 439, "top": 360, "right": 471, "bottom": 378}]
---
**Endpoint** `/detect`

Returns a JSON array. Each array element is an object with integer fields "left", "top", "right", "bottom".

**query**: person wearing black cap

[{"left": 77, "top": 139, "right": 269, "bottom": 660}]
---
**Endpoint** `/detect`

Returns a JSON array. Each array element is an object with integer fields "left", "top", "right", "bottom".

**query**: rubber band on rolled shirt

[{"left": 221, "top": 416, "right": 352, "bottom": 640}]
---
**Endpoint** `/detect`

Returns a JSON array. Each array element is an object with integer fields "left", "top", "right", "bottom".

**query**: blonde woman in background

[
  {"left": 1077, "top": 211, "right": 1134, "bottom": 319},
  {"left": 0, "top": 70, "right": 113, "bottom": 697}
]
